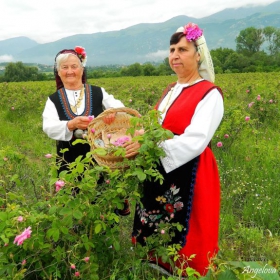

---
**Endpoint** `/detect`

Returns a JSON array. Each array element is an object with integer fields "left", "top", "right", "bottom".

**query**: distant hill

[
  {"left": 0, "top": 37, "right": 38, "bottom": 56},
  {"left": 0, "top": 1, "right": 280, "bottom": 66}
]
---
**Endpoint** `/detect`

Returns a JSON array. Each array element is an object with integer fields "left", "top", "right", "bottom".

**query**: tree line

[{"left": 1, "top": 26, "right": 280, "bottom": 82}]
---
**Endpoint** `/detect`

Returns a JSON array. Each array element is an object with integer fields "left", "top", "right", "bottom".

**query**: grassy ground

[{"left": 0, "top": 73, "right": 279, "bottom": 279}]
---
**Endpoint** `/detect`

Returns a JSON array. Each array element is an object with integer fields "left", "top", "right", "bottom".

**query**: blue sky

[{"left": 0, "top": 0, "right": 278, "bottom": 43}]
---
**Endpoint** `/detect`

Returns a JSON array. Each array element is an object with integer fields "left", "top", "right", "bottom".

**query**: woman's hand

[
  {"left": 67, "top": 116, "right": 91, "bottom": 131},
  {"left": 123, "top": 141, "right": 141, "bottom": 158},
  {"left": 103, "top": 112, "right": 117, "bottom": 124}
]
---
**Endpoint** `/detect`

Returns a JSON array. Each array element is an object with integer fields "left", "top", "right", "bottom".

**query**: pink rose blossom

[
  {"left": 91, "top": 128, "right": 95, "bottom": 133},
  {"left": 71, "top": 264, "right": 76, "bottom": 269},
  {"left": 224, "top": 134, "right": 229, "bottom": 138},
  {"left": 217, "top": 142, "right": 223, "bottom": 147},
  {"left": 161, "top": 229, "right": 165, "bottom": 234},
  {"left": 269, "top": 99, "right": 273, "bottom": 103},
  {"left": 256, "top": 95, "right": 261, "bottom": 101},
  {"left": 55, "top": 180, "right": 65, "bottom": 192},
  {"left": 105, "top": 180, "right": 110, "bottom": 184},
  {"left": 113, "top": 136, "right": 131, "bottom": 146},
  {"left": 17, "top": 216, "right": 23, "bottom": 222},
  {"left": 44, "top": 154, "right": 52, "bottom": 158},
  {"left": 14, "top": 226, "right": 32, "bottom": 246},
  {"left": 248, "top": 102, "right": 254, "bottom": 108},
  {"left": 22, "top": 259, "right": 26, "bottom": 265},
  {"left": 84, "top": 256, "right": 90, "bottom": 263},
  {"left": 183, "top": 23, "right": 203, "bottom": 41},
  {"left": 75, "top": 271, "right": 80, "bottom": 277},
  {"left": 245, "top": 116, "right": 250, "bottom": 121},
  {"left": 107, "top": 134, "right": 111, "bottom": 139}
]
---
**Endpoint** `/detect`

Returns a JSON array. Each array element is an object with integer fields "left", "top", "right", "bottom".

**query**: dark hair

[
  {"left": 170, "top": 32, "right": 198, "bottom": 51},
  {"left": 170, "top": 32, "right": 186, "bottom": 45}
]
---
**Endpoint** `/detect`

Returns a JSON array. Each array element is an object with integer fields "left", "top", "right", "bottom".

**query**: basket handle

[{"left": 92, "top": 107, "right": 141, "bottom": 121}]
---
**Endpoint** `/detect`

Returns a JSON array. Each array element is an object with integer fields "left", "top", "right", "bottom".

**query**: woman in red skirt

[{"left": 131, "top": 22, "right": 224, "bottom": 277}]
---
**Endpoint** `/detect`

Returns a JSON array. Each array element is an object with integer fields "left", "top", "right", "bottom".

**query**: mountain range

[{"left": 1, "top": 1, "right": 280, "bottom": 66}]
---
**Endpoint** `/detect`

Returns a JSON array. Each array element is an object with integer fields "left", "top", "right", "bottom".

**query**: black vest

[{"left": 49, "top": 84, "right": 103, "bottom": 173}]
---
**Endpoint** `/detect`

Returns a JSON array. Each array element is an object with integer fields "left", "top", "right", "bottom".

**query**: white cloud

[
  {"left": 145, "top": 50, "right": 169, "bottom": 61},
  {"left": 0, "top": 55, "right": 14, "bottom": 62}
]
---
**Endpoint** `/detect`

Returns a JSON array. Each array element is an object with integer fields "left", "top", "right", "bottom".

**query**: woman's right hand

[{"left": 67, "top": 116, "right": 91, "bottom": 131}]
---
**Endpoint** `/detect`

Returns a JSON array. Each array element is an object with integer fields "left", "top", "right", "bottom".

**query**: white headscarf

[{"left": 176, "top": 27, "right": 215, "bottom": 83}]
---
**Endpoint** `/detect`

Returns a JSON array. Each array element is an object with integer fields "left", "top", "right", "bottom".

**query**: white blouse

[
  {"left": 158, "top": 80, "right": 224, "bottom": 173},
  {"left": 42, "top": 86, "right": 124, "bottom": 141}
]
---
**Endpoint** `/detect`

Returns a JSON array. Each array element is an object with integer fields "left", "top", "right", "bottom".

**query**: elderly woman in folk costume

[
  {"left": 131, "top": 23, "right": 224, "bottom": 277},
  {"left": 43, "top": 46, "right": 125, "bottom": 173},
  {"left": 42, "top": 46, "right": 131, "bottom": 215}
]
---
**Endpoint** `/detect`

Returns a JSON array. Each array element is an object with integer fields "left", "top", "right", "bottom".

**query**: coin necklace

[{"left": 71, "top": 86, "right": 84, "bottom": 113}]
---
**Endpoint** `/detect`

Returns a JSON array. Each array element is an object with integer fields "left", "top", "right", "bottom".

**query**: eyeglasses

[{"left": 60, "top": 65, "right": 81, "bottom": 70}]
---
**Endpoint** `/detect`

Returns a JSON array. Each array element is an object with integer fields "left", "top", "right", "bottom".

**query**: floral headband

[
  {"left": 176, "top": 23, "right": 203, "bottom": 42},
  {"left": 55, "top": 46, "right": 87, "bottom": 67}
]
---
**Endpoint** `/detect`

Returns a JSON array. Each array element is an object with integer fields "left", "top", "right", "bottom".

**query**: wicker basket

[{"left": 87, "top": 107, "right": 141, "bottom": 169}]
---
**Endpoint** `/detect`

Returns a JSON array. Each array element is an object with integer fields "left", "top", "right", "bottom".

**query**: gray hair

[{"left": 55, "top": 53, "right": 83, "bottom": 70}]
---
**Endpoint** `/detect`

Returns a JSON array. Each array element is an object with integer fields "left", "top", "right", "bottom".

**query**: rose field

[{"left": 0, "top": 73, "right": 279, "bottom": 279}]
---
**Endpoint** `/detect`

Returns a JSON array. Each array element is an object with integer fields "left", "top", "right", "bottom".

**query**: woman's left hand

[
  {"left": 123, "top": 141, "right": 141, "bottom": 158},
  {"left": 103, "top": 113, "right": 116, "bottom": 124}
]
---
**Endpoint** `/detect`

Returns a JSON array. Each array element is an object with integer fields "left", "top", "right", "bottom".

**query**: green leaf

[
  {"left": 217, "top": 269, "right": 238, "bottom": 280},
  {"left": 95, "top": 223, "right": 102, "bottom": 234},
  {"left": 77, "top": 162, "right": 84, "bottom": 173},
  {"left": 0, "top": 212, "right": 7, "bottom": 222},
  {"left": 132, "top": 169, "right": 146, "bottom": 181},
  {"left": 59, "top": 207, "right": 72, "bottom": 216},
  {"left": 52, "top": 228, "right": 60, "bottom": 242},
  {"left": 113, "top": 240, "right": 120, "bottom": 251},
  {"left": 7, "top": 192, "right": 21, "bottom": 201},
  {"left": 46, "top": 228, "right": 60, "bottom": 242},
  {"left": 93, "top": 148, "right": 107, "bottom": 156},
  {"left": 116, "top": 188, "right": 123, "bottom": 193},
  {"left": 73, "top": 210, "right": 83, "bottom": 220},
  {"left": 59, "top": 226, "right": 69, "bottom": 234},
  {"left": 0, "top": 235, "right": 9, "bottom": 244},
  {"left": 49, "top": 206, "right": 57, "bottom": 215}
]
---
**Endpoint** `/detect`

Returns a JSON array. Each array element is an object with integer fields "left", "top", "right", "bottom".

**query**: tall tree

[
  {"left": 263, "top": 26, "right": 280, "bottom": 56},
  {"left": 4, "top": 62, "right": 39, "bottom": 82},
  {"left": 236, "top": 27, "right": 264, "bottom": 56}
]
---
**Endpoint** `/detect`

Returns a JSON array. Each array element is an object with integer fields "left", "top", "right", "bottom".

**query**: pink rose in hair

[{"left": 183, "top": 23, "right": 203, "bottom": 41}]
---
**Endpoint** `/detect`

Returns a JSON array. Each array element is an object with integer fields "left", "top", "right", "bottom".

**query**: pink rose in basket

[{"left": 113, "top": 136, "right": 131, "bottom": 146}]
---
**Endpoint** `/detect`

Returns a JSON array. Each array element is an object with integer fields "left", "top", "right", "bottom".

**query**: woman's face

[
  {"left": 57, "top": 55, "right": 84, "bottom": 88},
  {"left": 169, "top": 36, "right": 200, "bottom": 78}
]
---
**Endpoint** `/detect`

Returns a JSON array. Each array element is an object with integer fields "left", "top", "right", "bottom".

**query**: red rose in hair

[{"left": 74, "top": 46, "right": 87, "bottom": 66}]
